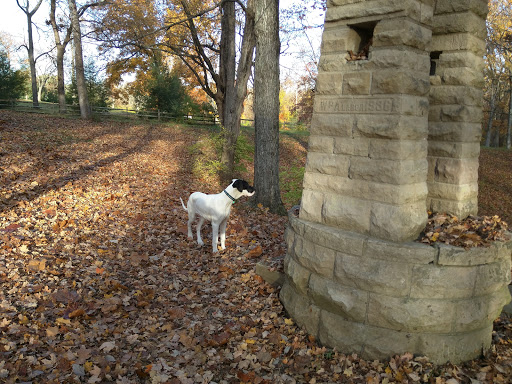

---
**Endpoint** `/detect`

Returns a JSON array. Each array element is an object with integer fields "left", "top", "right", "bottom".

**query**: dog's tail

[{"left": 180, "top": 197, "right": 188, "bottom": 211}]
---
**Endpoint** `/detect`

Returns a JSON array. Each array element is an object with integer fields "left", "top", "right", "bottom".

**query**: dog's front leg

[
  {"left": 211, "top": 221, "right": 220, "bottom": 253},
  {"left": 196, "top": 217, "right": 205, "bottom": 246},
  {"left": 219, "top": 218, "right": 228, "bottom": 250}
]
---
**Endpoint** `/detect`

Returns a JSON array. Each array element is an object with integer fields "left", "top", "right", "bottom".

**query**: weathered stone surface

[
  {"left": 429, "top": 86, "right": 483, "bottom": 107},
  {"left": 334, "top": 137, "right": 370, "bottom": 156},
  {"left": 304, "top": 173, "right": 428, "bottom": 206},
  {"left": 432, "top": 33, "right": 486, "bottom": 55},
  {"left": 299, "top": 189, "right": 324, "bottom": 223},
  {"left": 417, "top": 325, "right": 493, "bottom": 364},
  {"left": 291, "top": 215, "right": 367, "bottom": 256},
  {"left": 426, "top": 181, "right": 478, "bottom": 202},
  {"left": 373, "top": 18, "right": 432, "bottom": 50},
  {"left": 316, "top": 73, "right": 344, "bottom": 95},
  {"left": 370, "top": 201, "right": 428, "bottom": 242},
  {"left": 334, "top": 253, "right": 411, "bottom": 296},
  {"left": 255, "top": 263, "right": 284, "bottom": 287},
  {"left": 364, "top": 238, "right": 436, "bottom": 264},
  {"left": 280, "top": 282, "right": 320, "bottom": 337},
  {"left": 367, "top": 294, "right": 454, "bottom": 332},
  {"left": 321, "top": 27, "right": 361, "bottom": 54},
  {"left": 309, "top": 113, "right": 354, "bottom": 137},
  {"left": 438, "top": 52, "right": 485, "bottom": 72},
  {"left": 428, "top": 197, "right": 478, "bottom": 218},
  {"left": 368, "top": 48, "right": 430, "bottom": 72},
  {"left": 323, "top": 195, "right": 371, "bottom": 233},
  {"left": 410, "top": 264, "right": 476, "bottom": 299},
  {"left": 306, "top": 152, "right": 350, "bottom": 176},
  {"left": 355, "top": 115, "right": 428, "bottom": 140},
  {"left": 284, "top": 257, "right": 311, "bottom": 295},
  {"left": 428, "top": 122, "right": 482, "bottom": 142},
  {"left": 303, "top": 173, "right": 351, "bottom": 196},
  {"left": 342, "top": 72, "right": 371, "bottom": 95},
  {"left": 361, "top": 326, "right": 422, "bottom": 361},
  {"left": 474, "top": 258, "right": 512, "bottom": 296},
  {"left": 439, "top": 67, "right": 485, "bottom": 88},
  {"left": 429, "top": 105, "right": 483, "bottom": 123},
  {"left": 318, "top": 52, "right": 352, "bottom": 72},
  {"left": 433, "top": 12, "right": 487, "bottom": 38},
  {"left": 437, "top": 243, "right": 498, "bottom": 266},
  {"left": 349, "top": 157, "right": 427, "bottom": 185},
  {"left": 427, "top": 141, "right": 480, "bottom": 159},
  {"left": 434, "top": 0, "right": 488, "bottom": 18},
  {"left": 371, "top": 69, "right": 430, "bottom": 96},
  {"left": 428, "top": 157, "right": 479, "bottom": 184},
  {"left": 318, "top": 310, "right": 365, "bottom": 355},
  {"left": 453, "top": 287, "right": 511, "bottom": 332},
  {"left": 309, "top": 274, "right": 368, "bottom": 322},
  {"left": 308, "top": 135, "right": 335, "bottom": 153},
  {"left": 369, "top": 139, "right": 427, "bottom": 161},
  {"left": 297, "top": 239, "right": 337, "bottom": 278}
]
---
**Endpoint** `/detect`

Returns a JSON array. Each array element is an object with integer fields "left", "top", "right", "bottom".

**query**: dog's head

[{"left": 232, "top": 179, "right": 255, "bottom": 197}]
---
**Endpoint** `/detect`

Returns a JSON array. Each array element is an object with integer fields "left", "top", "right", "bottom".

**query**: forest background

[{"left": 1, "top": 0, "right": 512, "bottom": 148}]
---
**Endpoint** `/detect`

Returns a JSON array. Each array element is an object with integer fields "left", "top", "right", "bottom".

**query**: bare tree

[
  {"left": 49, "top": 0, "right": 73, "bottom": 114},
  {"left": 68, "top": 0, "right": 90, "bottom": 118},
  {"left": 253, "top": 0, "right": 284, "bottom": 213},
  {"left": 16, "top": 0, "right": 44, "bottom": 107}
]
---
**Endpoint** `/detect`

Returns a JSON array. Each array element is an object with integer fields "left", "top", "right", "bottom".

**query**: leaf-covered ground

[{"left": 0, "top": 110, "right": 511, "bottom": 383}]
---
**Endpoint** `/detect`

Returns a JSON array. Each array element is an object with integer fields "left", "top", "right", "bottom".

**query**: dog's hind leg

[
  {"left": 219, "top": 219, "right": 228, "bottom": 250},
  {"left": 196, "top": 217, "right": 205, "bottom": 246},
  {"left": 187, "top": 209, "right": 195, "bottom": 240}
]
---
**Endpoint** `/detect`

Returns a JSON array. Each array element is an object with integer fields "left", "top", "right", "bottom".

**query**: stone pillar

[
  {"left": 281, "top": 0, "right": 512, "bottom": 365},
  {"left": 301, "top": 0, "right": 433, "bottom": 243},
  {"left": 427, "top": 0, "right": 488, "bottom": 217}
]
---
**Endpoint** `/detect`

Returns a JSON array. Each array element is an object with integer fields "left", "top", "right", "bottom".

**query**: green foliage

[
  {"left": 0, "top": 51, "right": 28, "bottom": 101},
  {"left": 66, "top": 58, "right": 111, "bottom": 107},
  {"left": 280, "top": 165, "right": 305, "bottom": 207},
  {"left": 189, "top": 129, "right": 254, "bottom": 181},
  {"left": 134, "top": 55, "right": 190, "bottom": 116}
]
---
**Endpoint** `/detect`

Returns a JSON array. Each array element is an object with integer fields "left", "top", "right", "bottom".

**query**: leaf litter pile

[
  {"left": 1, "top": 110, "right": 512, "bottom": 383},
  {"left": 418, "top": 212, "right": 510, "bottom": 249}
]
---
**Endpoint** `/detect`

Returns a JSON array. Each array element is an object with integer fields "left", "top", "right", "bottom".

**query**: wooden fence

[
  {"left": 0, "top": 99, "right": 309, "bottom": 131},
  {"left": 0, "top": 99, "right": 219, "bottom": 125}
]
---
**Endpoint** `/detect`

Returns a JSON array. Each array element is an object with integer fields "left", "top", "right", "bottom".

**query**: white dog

[{"left": 180, "top": 179, "right": 255, "bottom": 252}]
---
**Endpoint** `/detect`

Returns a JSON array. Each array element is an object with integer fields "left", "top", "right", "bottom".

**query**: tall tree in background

[
  {"left": 253, "top": 0, "right": 284, "bottom": 214},
  {"left": 94, "top": 0, "right": 256, "bottom": 179},
  {"left": 68, "top": 0, "right": 91, "bottom": 118},
  {"left": 16, "top": 0, "right": 44, "bottom": 107},
  {"left": 49, "top": 0, "right": 73, "bottom": 114},
  {"left": 485, "top": 0, "right": 512, "bottom": 148}
]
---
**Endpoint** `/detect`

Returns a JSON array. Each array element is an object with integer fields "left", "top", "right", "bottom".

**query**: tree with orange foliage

[{"left": 93, "top": 0, "right": 256, "bottom": 179}]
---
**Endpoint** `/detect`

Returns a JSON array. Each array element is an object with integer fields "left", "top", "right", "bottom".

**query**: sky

[{"left": 0, "top": 0, "right": 325, "bottom": 83}]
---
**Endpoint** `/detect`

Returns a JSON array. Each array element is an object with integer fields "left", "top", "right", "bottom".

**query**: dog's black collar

[{"left": 224, "top": 190, "right": 236, "bottom": 203}]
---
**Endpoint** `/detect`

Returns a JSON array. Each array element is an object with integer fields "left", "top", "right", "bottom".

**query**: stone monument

[{"left": 280, "top": 0, "right": 512, "bottom": 364}]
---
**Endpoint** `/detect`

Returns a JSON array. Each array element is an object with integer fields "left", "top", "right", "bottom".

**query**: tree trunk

[
  {"left": 50, "top": 0, "right": 72, "bottom": 114},
  {"left": 68, "top": 0, "right": 91, "bottom": 119},
  {"left": 253, "top": 0, "right": 284, "bottom": 214},
  {"left": 218, "top": 0, "right": 255, "bottom": 181},
  {"left": 485, "top": 82, "right": 497, "bottom": 147},
  {"left": 56, "top": 46, "right": 67, "bottom": 114},
  {"left": 16, "top": 0, "right": 43, "bottom": 108},
  {"left": 507, "top": 76, "right": 512, "bottom": 150}
]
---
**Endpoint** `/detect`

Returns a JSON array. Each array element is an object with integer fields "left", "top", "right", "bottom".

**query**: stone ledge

[{"left": 283, "top": 213, "right": 512, "bottom": 364}]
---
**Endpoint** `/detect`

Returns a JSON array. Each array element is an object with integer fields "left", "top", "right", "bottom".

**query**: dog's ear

[{"left": 232, "top": 179, "right": 243, "bottom": 192}]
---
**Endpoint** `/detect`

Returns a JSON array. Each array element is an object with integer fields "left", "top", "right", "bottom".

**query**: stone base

[{"left": 280, "top": 211, "right": 512, "bottom": 364}]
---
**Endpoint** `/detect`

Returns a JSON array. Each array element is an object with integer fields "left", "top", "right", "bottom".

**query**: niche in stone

[
  {"left": 347, "top": 21, "right": 376, "bottom": 61},
  {"left": 430, "top": 51, "right": 442, "bottom": 76}
]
